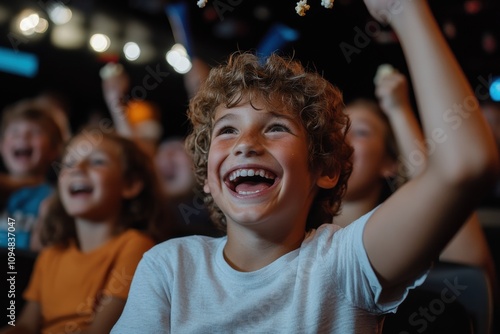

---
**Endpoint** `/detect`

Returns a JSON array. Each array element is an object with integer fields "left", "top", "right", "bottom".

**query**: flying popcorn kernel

[
  {"left": 295, "top": 0, "right": 310, "bottom": 16},
  {"left": 196, "top": 0, "right": 333, "bottom": 16},
  {"left": 321, "top": 0, "right": 334, "bottom": 9}
]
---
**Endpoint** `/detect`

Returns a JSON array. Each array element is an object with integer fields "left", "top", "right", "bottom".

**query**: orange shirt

[{"left": 23, "top": 229, "right": 155, "bottom": 334}]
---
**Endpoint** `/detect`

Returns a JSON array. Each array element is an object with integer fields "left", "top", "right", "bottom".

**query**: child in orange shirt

[{"left": 0, "top": 131, "right": 165, "bottom": 334}]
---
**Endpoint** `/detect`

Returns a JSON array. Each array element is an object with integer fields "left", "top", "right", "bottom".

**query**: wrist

[{"left": 387, "top": 0, "right": 430, "bottom": 32}]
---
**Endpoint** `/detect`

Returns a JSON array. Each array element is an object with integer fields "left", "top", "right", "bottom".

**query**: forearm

[
  {"left": 387, "top": 104, "right": 427, "bottom": 178},
  {"left": 106, "top": 100, "right": 134, "bottom": 137},
  {"left": 390, "top": 1, "right": 498, "bottom": 182}
]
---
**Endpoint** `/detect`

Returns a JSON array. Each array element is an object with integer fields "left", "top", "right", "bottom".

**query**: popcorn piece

[
  {"left": 295, "top": 0, "right": 310, "bottom": 16},
  {"left": 374, "top": 64, "right": 396, "bottom": 85},
  {"left": 321, "top": 0, "right": 334, "bottom": 9},
  {"left": 197, "top": 0, "right": 207, "bottom": 8}
]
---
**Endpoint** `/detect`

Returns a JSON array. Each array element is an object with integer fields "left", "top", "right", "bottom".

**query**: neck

[
  {"left": 8, "top": 172, "right": 46, "bottom": 186},
  {"left": 224, "top": 223, "right": 305, "bottom": 272},
  {"left": 75, "top": 218, "right": 117, "bottom": 253}
]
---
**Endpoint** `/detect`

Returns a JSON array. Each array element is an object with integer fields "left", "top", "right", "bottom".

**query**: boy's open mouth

[
  {"left": 13, "top": 147, "right": 33, "bottom": 159},
  {"left": 225, "top": 168, "right": 277, "bottom": 195},
  {"left": 69, "top": 183, "right": 94, "bottom": 196}
]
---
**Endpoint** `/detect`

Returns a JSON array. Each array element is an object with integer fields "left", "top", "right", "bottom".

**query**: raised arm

[
  {"left": 375, "top": 69, "right": 497, "bottom": 291},
  {"left": 100, "top": 63, "right": 159, "bottom": 158},
  {"left": 362, "top": 0, "right": 499, "bottom": 288},
  {"left": 375, "top": 69, "right": 426, "bottom": 179},
  {"left": 100, "top": 63, "right": 134, "bottom": 137}
]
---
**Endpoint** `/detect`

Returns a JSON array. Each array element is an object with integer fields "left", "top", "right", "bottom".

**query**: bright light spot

[
  {"left": 166, "top": 44, "right": 192, "bottom": 74},
  {"left": 90, "top": 33, "right": 111, "bottom": 52},
  {"left": 172, "top": 43, "right": 188, "bottom": 55},
  {"left": 173, "top": 57, "right": 192, "bottom": 74},
  {"left": 52, "top": 23, "right": 86, "bottom": 49},
  {"left": 19, "top": 13, "right": 40, "bottom": 35},
  {"left": 34, "top": 18, "right": 49, "bottom": 33},
  {"left": 47, "top": 3, "right": 72, "bottom": 25},
  {"left": 490, "top": 78, "right": 500, "bottom": 102},
  {"left": 124, "top": 42, "right": 141, "bottom": 61},
  {"left": 166, "top": 49, "right": 182, "bottom": 64}
]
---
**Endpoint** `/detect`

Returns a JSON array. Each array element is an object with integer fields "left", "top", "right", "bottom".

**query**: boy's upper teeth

[
  {"left": 70, "top": 184, "right": 92, "bottom": 192},
  {"left": 228, "top": 168, "right": 275, "bottom": 181}
]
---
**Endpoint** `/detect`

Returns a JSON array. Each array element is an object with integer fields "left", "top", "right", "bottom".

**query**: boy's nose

[
  {"left": 13, "top": 131, "right": 31, "bottom": 141},
  {"left": 66, "top": 160, "right": 87, "bottom": 174},
  {"left": 232, "top": 132, "right": 263, "bottom": 157}
]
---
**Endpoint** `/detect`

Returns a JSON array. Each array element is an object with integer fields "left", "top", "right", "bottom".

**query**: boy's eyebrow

[
  {"left": 213, "top": 113, "right": 236, "bottom": 128},
  {"left": 212, "top": 109, "right": 300, "bottom": 128},
  {"left": 268, "top": 111, "right": 298, "bottom": 122}
]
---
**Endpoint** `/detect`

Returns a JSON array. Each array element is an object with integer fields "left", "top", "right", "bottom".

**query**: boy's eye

[
  {"left": 217, "top": 126, "right": 237, "bottom": 135},
  {"left": 90, "top": 157, "right": 107, "bottom": 165},
  {"left": 268, "top": 123, "right": 290, "bottom": 132},
  {"left": 351, "top": 127, "right": 371, "bottom": 137}
]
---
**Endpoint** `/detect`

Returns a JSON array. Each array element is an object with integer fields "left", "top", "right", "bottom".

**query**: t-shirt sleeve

[
  {"left": 111, "top": 247, "right": 171, "bottom": 333},
  {"left": 103, "top": 232, "right": 155, "bottom": 300},
  {"left": 331, "top": 207, "right": 429, "bottom": 314}
]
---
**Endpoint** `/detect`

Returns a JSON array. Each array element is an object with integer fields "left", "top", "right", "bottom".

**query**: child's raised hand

[
  {"left": 100, "top": 63, "right": 130, "bottom": 109},
  {"left": 363, "top": 0, "right": 410, "bottom": 24},
  {"left": 375, "top": 70, "right": 411, "bottom": 116}
]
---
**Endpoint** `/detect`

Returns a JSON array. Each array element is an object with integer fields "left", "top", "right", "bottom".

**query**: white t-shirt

[{"left": 112, "top": 208, "right": 427, "bottom": 333}]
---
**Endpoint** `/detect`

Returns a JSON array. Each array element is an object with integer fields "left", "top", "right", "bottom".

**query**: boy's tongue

[{"left": 235, "top": 181, "right": 270, "bottom": 194}]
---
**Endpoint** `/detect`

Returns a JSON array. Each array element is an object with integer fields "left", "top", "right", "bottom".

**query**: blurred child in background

[
  {"left": 0, "top": 101, "right": 63, "bottom": 250},
  {"left": 0, "top": 132, "right": 162, "bottom": 333},
  {"left": 338, "top": 67, "right": 497, "bottom": 298}
]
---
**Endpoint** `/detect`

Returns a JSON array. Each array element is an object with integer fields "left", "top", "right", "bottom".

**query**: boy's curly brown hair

[{"left": 185, "top": 52, "right": 353, "bottom": 232}]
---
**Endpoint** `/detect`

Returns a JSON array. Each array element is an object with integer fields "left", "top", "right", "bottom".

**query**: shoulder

[
  {"left": 13, "top": 182, "right": 54, "bottom": 197},
  {"left": 116, "top": 229, "right": 154, "bottom": 247},
  {"left": 32, "top": 244, "right": 70, "bottom": 268},
  {"left": 303, "top": 207, "right": 378, "bottom": 254},
  {"left": 37, "top": 243, "right": 68, "bottom": 257}
]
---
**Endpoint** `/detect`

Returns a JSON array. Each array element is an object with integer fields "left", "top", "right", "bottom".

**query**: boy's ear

[
  {"left": 203, "top": 179, "right": 211, "bottom": 194},
  {"left": 381, "top": 159, "right": 398, "bottom": 179},
  {"left": 316, "top": 171, "right": 340, "bottom": 189},
  {"left": 122, "top": 179, "right": 144, "bottom": 199}
]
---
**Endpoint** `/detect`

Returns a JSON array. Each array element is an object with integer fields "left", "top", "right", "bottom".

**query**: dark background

[{"left": 0, "top": 0, "right": 499, "bottom": 139}]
